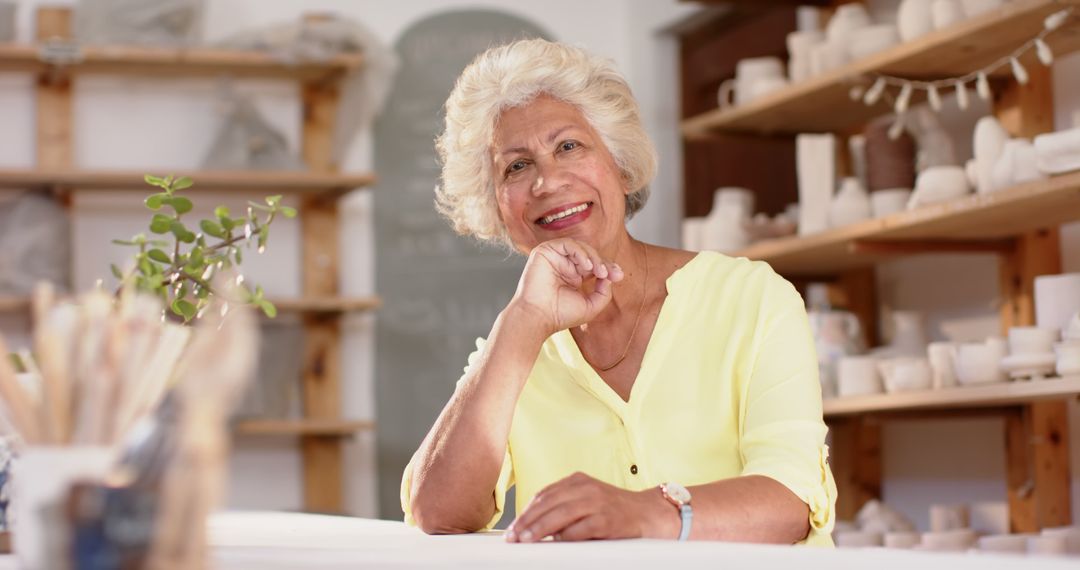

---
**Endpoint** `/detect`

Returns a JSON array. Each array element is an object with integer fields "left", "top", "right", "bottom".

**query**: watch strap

[{"left": 677, "top": 504, "right": 692, "bottom": 541}]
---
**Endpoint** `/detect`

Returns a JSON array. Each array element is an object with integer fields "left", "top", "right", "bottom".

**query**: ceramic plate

[{"left": 1000, "top": 352, "right": 1056, "bottom": 379}]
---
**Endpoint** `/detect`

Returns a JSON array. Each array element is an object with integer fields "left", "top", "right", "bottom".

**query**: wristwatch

[{"left": 659, "top": 482, "right": 693, "bottom": 541}]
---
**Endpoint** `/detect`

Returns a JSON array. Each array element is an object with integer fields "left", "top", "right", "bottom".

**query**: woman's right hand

[{"left": 508, "top": 238, "right": 625, "bottom": 335}]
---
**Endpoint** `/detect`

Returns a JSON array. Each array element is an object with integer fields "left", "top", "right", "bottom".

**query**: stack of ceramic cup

[{"left": 1002, "top": 326, "right": 1059, "bottom": 380}]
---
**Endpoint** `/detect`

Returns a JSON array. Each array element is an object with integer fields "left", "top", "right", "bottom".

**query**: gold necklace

[{"left": 584, "top": 243, "right": 649, "bottom": 372}]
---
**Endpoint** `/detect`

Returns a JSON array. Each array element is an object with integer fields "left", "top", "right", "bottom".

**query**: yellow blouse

[{"left": 401, "top": 252, "right": 837, "bottom": 546}]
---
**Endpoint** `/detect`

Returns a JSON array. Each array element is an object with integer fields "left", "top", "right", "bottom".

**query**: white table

[{"left": 1, "top": 511, "right": 1076, "bottom": 569}]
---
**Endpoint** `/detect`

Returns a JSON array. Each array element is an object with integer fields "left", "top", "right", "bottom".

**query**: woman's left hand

[{"left": 505, "top": 472, "right": 673, "bottom": 542}]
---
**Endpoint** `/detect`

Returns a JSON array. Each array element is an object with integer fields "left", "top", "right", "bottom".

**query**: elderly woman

[{"left": 401, "top": 38, "right": 836, "bottom": 546}]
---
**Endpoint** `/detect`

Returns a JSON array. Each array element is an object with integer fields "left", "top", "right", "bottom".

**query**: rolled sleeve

[
  {"left": 739, "top": 271, "right": 837, "bottom": 546},
  {"left": 400, "top": 337, "right": 516, "bottom": 531}
]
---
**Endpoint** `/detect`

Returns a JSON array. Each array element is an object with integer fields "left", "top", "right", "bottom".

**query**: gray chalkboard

[{"left": 373, "top": 10, "right": 551, "bottom": 522}]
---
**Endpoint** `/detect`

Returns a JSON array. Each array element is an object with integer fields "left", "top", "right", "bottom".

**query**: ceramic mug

[
  {"left": 878, "top": 357, "right": 932, "bottom": 393},
  {"left": 837, "top": 356, "right": 882, "bottom": 397},
  {"left": 829, "top": 177, "right": 871, "bottom": 228},
  {"left": 745, "top": 76, "right": 789, "bottom": 101},
  {"left": 954, "top": 338, "right": 1008, "bottom": 385},
  {"left": 927, "top": 342, "right": 959, "bottom": 389}
]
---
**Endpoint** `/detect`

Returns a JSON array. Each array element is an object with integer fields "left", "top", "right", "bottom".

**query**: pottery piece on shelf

[
  {"left": 797, "top": 134, "right": 837, "bottom": 236},
  {"left": 681, "top": 217, "right": 707, "bottom": 251},
  {"left": 787, "top": 30, "right": 824, "bottom": 83},
  {"left": 977, "top": 534, "right": 1030, "bottom": 554},
  {"left": 960, "top": 0, "right": 1004, "bottom": 18},
  {"left": 809, "top": 40, "right": 849, "bottom": 76},
  {"left": 922, "top": 529, "right": 977, "bottom": 552},
  {"left": 870, "top": 188, "right": 912, "bottom": 218},
  {"left": 718, "top": 57, "right": 786, "bottom": 108},
  {"left": 990, "top": 138, "right": 1047, "bottom": 192},
  {"left": 1064, "top": 312, "right": 1080, "bottom": 341},
  {"left": 837, "top": 355, "right": 882, "bottom": 397},
  {"left": 878, "top": 357, "right": 933, "bottom": 393},
  {"left": 969, "top": 501, "right": 1010, "bottom": 535},
  {"left": 826, "top": 3, "right": 872, "bottom": 45},
  {"left": 1041, "top": 526, "right": 1080, "bottom": 554},
  {"left": 1001, "top": 352, "right": 1057, "bottom": 380},
  {"left": 908, "top": 165, "right": 970, "bottom": 209},
  {"left": 1034, "top": 273, "right": 1080, "bottom": 333},
  {"left": 932, "top": 0, "right": 966, "bottom": 29},
  {"left": 835, "top": 531, "right": 884, "bottom": 548},
  {"left": 972, "top": 115, "right": 1009, "bottom": 194},
  {"left": 1008, "top": 326, "right": 1059, "bottom": 355},
  {"left": 930, "top": 503, "right": 970, "bottom": 532},
  {"left": 884, "top": 532, "right": 921, "bottom": 549},
  {"left": 848, "top": 24, "right": 900, "bottom": 60},
  {"left": 910, "top": 107, "right": 959, "bottom": 171},
  {"left": 1028, "top": 534, "right": 1069, "bottom": 556},
  {"left": 865, "top": 117, "right": 917, "bottom": 191},
  {"left": 872, "top": 310, "right": 928, "bottom": 358},
  {"left": 856, "top": 499, "right": 917, "bottom": 534},
  {"left": 1033, "top": 127, "right": 1080, "bottom": 175},
  {"left": 898, "top": 0, "right": 935, "bottom": 42},
  {"left": 954, "top": 337, "right": 1008, "bottom": 385},
  {"left": 1056, "top": 341, "right": 1080, "bottom": 377},
  {"left": 927, "top": 341, "right": 959, "bottom": 389},
  {"left": 829, "top": 177, "right": 871, "bottom": 228}
]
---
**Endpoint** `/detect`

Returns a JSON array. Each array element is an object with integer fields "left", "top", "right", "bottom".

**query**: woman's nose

[{"left": 530, "top": 159, "right": 569, "bottom": 197}]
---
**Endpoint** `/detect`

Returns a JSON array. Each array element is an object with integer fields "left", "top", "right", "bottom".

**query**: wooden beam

[{"left": 34, "top": 7, "right": 73, "bottom": 170}]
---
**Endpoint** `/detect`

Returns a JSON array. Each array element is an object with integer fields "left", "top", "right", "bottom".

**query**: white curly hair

[{"left": 434, "top": 38, "right": 658, "bottom": 248}]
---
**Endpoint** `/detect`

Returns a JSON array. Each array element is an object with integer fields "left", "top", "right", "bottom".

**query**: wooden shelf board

[
  {"left": 824, "top": 376, "right": 1080, "bottom": 417},
  {"left": 0, "top": 42, "right": 363, "bottom": 81},
  {"left": 0, "top": 168, "right": 376, "bottom": 196},
  {"left": 682, "top": 0, "right": 1080, "bottom": 137},
  {"left": 731, "top": 171, "right": 1080, "bottom": 276},
  {"left": 270, "top": 296, "right": 381, "bottom": 315},
  {"left": 233, "top": 419, "right": 375, "bottom": 437}
]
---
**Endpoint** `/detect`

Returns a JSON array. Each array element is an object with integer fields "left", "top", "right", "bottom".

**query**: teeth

[{"left": 540, "top": 203, "right": 588, "bottom": 224}]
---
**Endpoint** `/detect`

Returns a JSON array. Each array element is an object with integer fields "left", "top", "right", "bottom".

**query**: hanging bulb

[
  {"left": 863, "top": 77, "right": 887, "bottom": 105},
  {"left": 1036, "top": 38, "right": 1054, "bottom": 65},
  {"left": 895, "top": 83, "right": 913, "bottom": 114},
  {"left": 956, "top": 82, "right": 969, "bottom": 110},
  {"left": 1045, "top": 9, "right": 1070, "bottom": 31},
  {"left": 849, "top": 85, "right": 865, "bottom": 101},
  {"left": 927, "top": 84, "right": 942, "bottom": 112},
  {"left": 888, "top": 115, "right": 906, "bottom": 140},
  {"left": 976, "top": 72, "right": 992, "bottom": 101},
  {"left": 1010, "top": 57, "right": 1029, "bottom": 85}
]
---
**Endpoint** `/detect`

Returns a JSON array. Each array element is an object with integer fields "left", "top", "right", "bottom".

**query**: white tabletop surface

[{"left": 1, "top": 510, "right": 1077, "bottom": 569}]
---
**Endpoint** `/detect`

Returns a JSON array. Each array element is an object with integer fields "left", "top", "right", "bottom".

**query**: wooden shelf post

[{"left": 995, "top": 62, "right": 1072, "bottom": 532}]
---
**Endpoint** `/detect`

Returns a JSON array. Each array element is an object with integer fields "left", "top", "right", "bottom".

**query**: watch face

[{"left": 664, "top": 482, "right": 691, "bottom": 505}]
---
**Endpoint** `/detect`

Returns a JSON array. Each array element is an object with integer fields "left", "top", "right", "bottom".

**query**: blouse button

[{"left": 630, "top": 464, "right": 638, "bottom": 475}]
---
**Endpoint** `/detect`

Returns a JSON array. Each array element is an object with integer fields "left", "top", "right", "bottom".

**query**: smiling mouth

[{"left": 536, "top": 202, "right": 593, "bottom": 225}]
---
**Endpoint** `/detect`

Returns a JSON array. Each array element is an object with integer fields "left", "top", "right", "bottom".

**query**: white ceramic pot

[
  {"left": 977, "top": 534, "right": 1030, "bottom": 554},
  {"left": 954, "top": 337, "right": 1008, "bottom": 385},
  {"left": 878, "top": 357, "right": 932, "bottom": 393},
  {"left": 701, "top": 206, "right": 750, "bottom": 253},
  {"left": 870, "top": 189, "right": 912, "bottom": 218},
  {"left": 927, "top": 341, "right": 959, "bottom": 389},
  {"left": 960, "top": 0, "right": 1004, "bottom": 17},
  {"left": 1040, "top": 526, "right": 1080, "bottom": 554},
  {"left": 848, "top": 24, "right": 900, "bottom": 60},
  {"left": 826, "top": 3, "right": 872, "bottom": 45},
  {"left": 829, "top": 177, "right": 871, "bottom": 228},
  {"left": 837, "top": 356, "right": 882, "bottom": 397},
  {"left": 898, "top": 0, "right": 935, "bottom": 42},
  {"left": 932, "top": 0, "right": 966, "bottom": 29},
  {"left": 1008, "top": 326, "right": 1059, "bottom": 355},
  {"left": 922, "top": 529, "right": 977, "bottom": 552},
  {"left": 787, "top": 30, "right": 824, "bottom": 83},
  {"left": 736, "top": 56, "right": 785, "bottom": 83},
  {"left": 712, "top": 187, "right": 754, "bottom": 218},
  {"left": 909, "top": 165, "right": 971, "bottom": 209},
  {"left": 973, "top": 116, "right": 1009, "bottom": 194},
  {"left": 990, "top": 138, "right": 1047, "bottom": 192},
  {"left": 809, "top": 40, "right": 849, "bottom": 76},
  {"left": 1034, "top": 273, "right": 1080, "bottom": 333},
  {"left": 1056, "top": 341, "right": 1080, "bottom": 376},
  {"left": 681, "top": 217, "right": 707, "bottom": 251}
]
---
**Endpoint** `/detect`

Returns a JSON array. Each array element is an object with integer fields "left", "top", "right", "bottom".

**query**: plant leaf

[
  {"left": 110, "top": 264, "right": 124, "bottom": 279},
  {"left": 172, "top": 176, "right": 194, "bottom": 191},
  {"left": 199, "top": 219, "right": 225, "bottom": 238},
  {"left": 144, "top": 174, "right": 167, "bottom": 189},
  {"left": 258, "top": 299, "right": 278, "bottom": 318},
  {"left": 112, "top": 239, "right": 137, "bottom": 246},
  {"left": 145, "top": 193, "right": 167, "bottom": 210},
  {"left": 147, "top": 248, "right": 171, "bottom": 263},
  {"left": 279, "top": 206, "right": 297, "bottom": 218},
  {"left": 149, "top": 214, "right": 172, "bottom": 234},
  {"left": 170, "top": 220, "right": 196, "bottom": 244},
  {"left": 171, "top": 298, "right": 197, "bottom": 321},
  {"left": 234, "top": 249, "right": 242, "bottom": 264},
  {"left": 214, "top": 206, "right": 230, "bottom": 219},
  {"left": 170, "top": 196, "right": 193, "bottom": 215},
  {"left": 265, "top": 195, "right": 282, "bottom": 206}
]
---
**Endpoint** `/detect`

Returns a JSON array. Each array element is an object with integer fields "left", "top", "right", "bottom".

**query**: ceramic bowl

[
  {"left": 909, "top": 165, "right": 970, "bottom": 209},
  {"left": 848, "top": 24, "right": 900, "bottom": 60},
  {"left": 884, "top": 532, "right": 921, "bottom": 549},
  {"left": 837, "top": 356, "right": 882, "bottom": 397},
  {"left": 878, "top": 357, "right": 932, "bottom": 393},
  {"left": 921, "top": 529, "right": 977, "bottom": 552},
  {"left": 954, "top": 339, "right": 1008, "bottom": 385},
  {"left": 870, "top": 189, "right": 911, "bottom": 218},
  {"left": 1008, "top": 326, "right": 1059, "bottom": 355}
]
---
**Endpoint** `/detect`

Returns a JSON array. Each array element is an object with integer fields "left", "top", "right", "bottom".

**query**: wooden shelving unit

[
  {"left": 680, "top": 0, "right": 1080, "bottom": 532},
  {"left": 1, "top": 7, "right": 374, "bottom": 513},
  {"left": 0, "top": 168, "right": 375, "bottom": 198},
  {"left": 824, "top": 376, "right": 1080, "bottom": 417},
  {"left": 682, "top": 0, "right": 1080, "bottom": 137},
  {"left": 234, "top": 419, "right": 376, "bottom": 437},
  {"left": 734, "top": 171, "right": 1080, "bottom": 275}
]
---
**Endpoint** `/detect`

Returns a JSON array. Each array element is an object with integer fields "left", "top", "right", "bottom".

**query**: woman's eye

[
  {"left": 506, "top": 160, "right": 528, "bottom": 175},
  {"left": 559, "top": 140, "right": 579, "bottom": 152}
]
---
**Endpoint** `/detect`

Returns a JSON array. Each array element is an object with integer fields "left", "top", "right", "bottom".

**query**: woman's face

[{"left": 491, "top": 95, "right": 629, "bottom": 255}]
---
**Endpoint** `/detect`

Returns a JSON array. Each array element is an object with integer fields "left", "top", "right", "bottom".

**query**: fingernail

[
  {"left": 520, "top": 529, "right": 534, "bottom": 542},
  {"left": 506, "top": 530, "right": 517, "bottom": 542}
]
